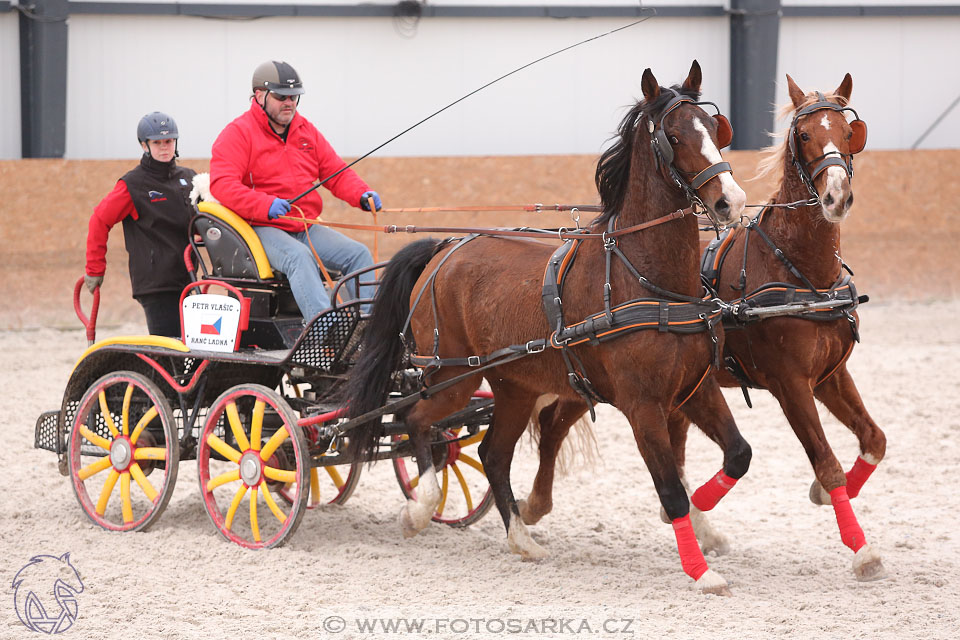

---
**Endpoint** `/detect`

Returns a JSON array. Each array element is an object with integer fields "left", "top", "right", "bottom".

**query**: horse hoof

[
  {"left": 517, "top": 499, "right": 544, "bottom": 526},
  {"left": 809, "top": 479, "right": 832, "bottom": 506},
  {"left": 517, "top": 543, "right": 549, "bottom": 562},
  {"left": 853, "top": 544, "right": 886, "bottom": 581},
  {"left": 696, "top": 569, "right": 731, "bottom": 596},
  {"left": 659, "top": 507, "right": 671, "bottom": 525},
  {"left": 507, "top": 519, "right": 549, "bottom": 561},
  {"left": 398, "top": 504, "right": 420, "bottom": 539},
  {"left": 700, "top": 533, "right": 731, "bottom": 557}
]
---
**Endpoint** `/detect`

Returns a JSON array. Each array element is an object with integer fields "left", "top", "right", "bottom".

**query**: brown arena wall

[{"left": 0, "top": 150, "right": 956, "bottom": 330}]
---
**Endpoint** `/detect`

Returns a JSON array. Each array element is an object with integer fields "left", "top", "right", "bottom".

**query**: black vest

[{"left": 120, "top": 154, "right": 196, "bottom": 296}]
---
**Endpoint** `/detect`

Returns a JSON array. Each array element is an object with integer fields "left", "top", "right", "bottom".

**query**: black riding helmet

[
  {"left": 137, "top": 111, "right": 179, "bottom": 159},
  {"left": 252, "top": 61, "right": 305, "bottom": 96}
]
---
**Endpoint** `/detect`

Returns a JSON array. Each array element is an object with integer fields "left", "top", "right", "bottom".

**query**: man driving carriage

[{"left": 209, "top": 60, "right": 381, "bottom": 322}]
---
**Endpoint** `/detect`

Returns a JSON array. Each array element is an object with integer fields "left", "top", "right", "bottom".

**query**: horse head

[
  {"left": 786, "top": 72, "right": 866, "bottom": 222},
  {"left": 641, "top": 60, "right": 746, "bottom": 226}
]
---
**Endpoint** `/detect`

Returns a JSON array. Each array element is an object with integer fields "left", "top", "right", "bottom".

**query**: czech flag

[{"left": 201, "top": 316, "right": 222, "bottom": 335}]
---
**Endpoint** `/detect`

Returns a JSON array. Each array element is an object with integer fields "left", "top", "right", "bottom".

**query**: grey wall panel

[
  {"left": 777, "top": 15, "right": 960, "bottom": 150},
  {"left": 0, "top": 13, "right": 21, "bottom": 159},
  {"left": 65, "top": 14, "right": 730, "bottom": 159}
]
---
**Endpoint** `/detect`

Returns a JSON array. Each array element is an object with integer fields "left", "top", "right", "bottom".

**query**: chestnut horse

[
  {"left": 345, "top": 61, "right": 750, "bottom": 594},
  {"left": 674, "top": 73, "right": 885, "bottom": 581}
]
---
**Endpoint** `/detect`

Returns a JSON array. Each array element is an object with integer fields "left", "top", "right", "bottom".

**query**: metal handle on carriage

[{"left": 73, "top": 276, "right": 100, "bottom": 346}]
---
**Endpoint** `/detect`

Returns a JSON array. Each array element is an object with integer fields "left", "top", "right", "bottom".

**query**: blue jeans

[{"left": 254, "top": 225, "right": 375, "bottom": 321}]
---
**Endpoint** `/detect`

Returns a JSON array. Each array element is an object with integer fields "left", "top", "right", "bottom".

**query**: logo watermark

[
  {"left": 322, "top": 615, "right": 640, "bottom": 635},
  {"left": 12, "top": 553, "right": 84, "bottom": 634}
]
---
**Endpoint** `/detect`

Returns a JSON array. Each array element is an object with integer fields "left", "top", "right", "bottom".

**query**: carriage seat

[
  {"left": 190, "top": 201, "right": 309, "bottom": 349},
  {"left": 192, "top": 201, "right": 276, "bottom": 281}
]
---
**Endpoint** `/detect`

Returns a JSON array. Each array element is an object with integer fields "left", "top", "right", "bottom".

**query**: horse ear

[
  {"left": 682, "top": 60, "right": 702, "bottom": 93},
  {"left": 786, "top": 74, "right": 805, "bottom": 109},
  {"left": 714, "top": 114, "right": 734, "bottom": 149},
  {"left": 849, "top": 119, "right": 867, "bottom": 154},
  {"left": 835, "top": 73, "right": 853, "bottom": 103},
  {"left": 641, "top": 68, "right": 661, "bottom": 102}
]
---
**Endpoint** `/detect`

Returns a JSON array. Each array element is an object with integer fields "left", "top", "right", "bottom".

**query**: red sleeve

[
  {"left": 313, "top": 131, "right": 370, "bottom": 208},
  {"left": 86, "top": 180, "right": 135, "bottom": 276},
  {"left": 209, "top": 122, "right": 273, "bottom": 222}
]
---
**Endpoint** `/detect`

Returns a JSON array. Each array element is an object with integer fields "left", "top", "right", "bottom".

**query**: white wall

[
  {"left": 0, "top": 13, "right": 21, "bottom": 159},
  {"left": 778, "top": 15, "right": 960, "bottom": 150},
  {"left": 65, "top": 14, "right": 730, "bottom": 159}
]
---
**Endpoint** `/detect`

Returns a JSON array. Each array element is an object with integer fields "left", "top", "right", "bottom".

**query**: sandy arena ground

[{"left": 1, "top": 298, "right": 958, "bottom": 639}]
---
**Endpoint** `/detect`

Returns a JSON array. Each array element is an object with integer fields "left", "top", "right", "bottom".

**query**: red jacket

[
  {"left": 86, "top": 155, "right": 195, "bottom": 296},
  {"left": 210, "top": 101, "right": 370, "bottom": 232}
]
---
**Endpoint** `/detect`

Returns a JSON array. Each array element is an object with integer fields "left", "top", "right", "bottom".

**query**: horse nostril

[
  {"left": 823, "top": 193, "right": 835, "bottom": 206},
  {"left": 715, "top": 197, "right": 729, "bottom": 214},
  {"left": 846, "top": 193, "right": 854, "bottom": 209}
]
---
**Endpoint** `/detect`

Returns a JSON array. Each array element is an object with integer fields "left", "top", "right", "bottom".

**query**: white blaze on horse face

[
  {"left": 693, "top": 118, "right": 746, "bottom": 221},
  {"left": 821, "top": 140, "right": 851, "bottom": 221},
  {"left": 820, "top": 113, "right": 832, "bottom": 130}
]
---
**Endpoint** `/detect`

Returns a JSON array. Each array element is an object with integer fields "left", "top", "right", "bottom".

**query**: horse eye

[
  {"left": 799, "top": 132, "right": 810, "bottom": 142},
  {"left": 845, "top": 130, "right": 853, "bottom": 139},
  {"left": 669, "top": 135, "right": 679, "bottom": 145}
]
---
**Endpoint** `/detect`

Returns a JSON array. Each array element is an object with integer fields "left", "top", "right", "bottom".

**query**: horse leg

[
  {"left": 809, "top": 364, "right": 886, "bottom": 504},
  {"left": 769, "top": 377, "right": 885, "bottom": 581},
  {"left": 478, "top": 385, "right": 547, "bottom": 560},
  {"left": 398, "top": 376, "right": 482, "bottom": 538},
  {"left": 623, "top": 399, "right": 730, "bottom": 595},
  {"left": 660, "top": 378, "right": 752, "bottom": 556},
  {"left": 517, "top": 398, "right": 587, "bottom": 526}
]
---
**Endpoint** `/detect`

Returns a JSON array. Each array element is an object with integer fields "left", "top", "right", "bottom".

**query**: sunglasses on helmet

[{"left": 269, "top": 92, "right": 299, "bottom": 103}]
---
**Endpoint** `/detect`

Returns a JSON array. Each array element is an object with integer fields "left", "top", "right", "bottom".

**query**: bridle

[
  {"left": 646, "top": 88, "right": 735, "bottom": 224},
  {"left": 788, "top": 92, "right": 868, "bottom": 199}
]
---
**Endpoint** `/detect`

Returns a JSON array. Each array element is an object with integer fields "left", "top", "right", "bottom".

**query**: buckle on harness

[
  {"left": 467, "top": 355, "right": 481, "bottom": 367},
  {"left": 526, "top": 340, "right": 545, "bottom": 354}
]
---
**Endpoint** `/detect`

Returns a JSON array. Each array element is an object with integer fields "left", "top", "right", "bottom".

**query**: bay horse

[
  {"left": 674, "top": 73, "right": 885, "bottom": 581},
  {"left": 344, "top": 61, "right": 750, "bottom": 594}
]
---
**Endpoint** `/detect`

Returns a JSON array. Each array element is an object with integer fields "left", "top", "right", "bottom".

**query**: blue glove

[
  {"left": 268, "top": 198, "right": 290, "bottom": 220},
  {"left": 360, "top": 191, "right": 382, "bottom": 212}
]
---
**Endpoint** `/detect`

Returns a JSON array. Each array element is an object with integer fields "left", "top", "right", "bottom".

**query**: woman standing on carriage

[{"left": 84, "top": 112, "right": 197, "bottom": 338}]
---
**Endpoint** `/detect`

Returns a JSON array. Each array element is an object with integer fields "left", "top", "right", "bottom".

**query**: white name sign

[{"left": 182, "top": 294, "right": 242, "bottom": 352}]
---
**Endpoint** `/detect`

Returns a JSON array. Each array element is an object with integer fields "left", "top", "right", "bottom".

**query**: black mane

[{"left": 593, "top": 83, "right": 702, "bottom": 227}]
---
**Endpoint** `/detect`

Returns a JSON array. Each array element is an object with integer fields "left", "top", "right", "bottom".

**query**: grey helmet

[
  {"left": 252, "top": 61, "right": 305, "bottom": 96},
  {"left": 137, "top": 112, "right": 179, "bottom": 142}
]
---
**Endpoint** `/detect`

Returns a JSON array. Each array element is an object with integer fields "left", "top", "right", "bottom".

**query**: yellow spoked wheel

[
  {"left": 277, "top": 439, "right": 361, "bottom": 509},
  {"left": 393, "top": 424, "right": 494, "bottom": 528},
  {"left": 198, "top": 384, "right": 309, "bottom": 549},
  {"left": 68, "top": 371, "right": 179, "bottom": 532}
]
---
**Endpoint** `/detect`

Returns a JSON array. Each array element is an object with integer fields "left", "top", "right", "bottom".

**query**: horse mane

[
  {"left": 593, "top": 83, "right": 701, "bottom": 227},
  {"left": 754, "top": 87, "right": 852, "bottom": 183}
]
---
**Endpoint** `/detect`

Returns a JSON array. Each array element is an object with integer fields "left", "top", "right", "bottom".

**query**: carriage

[
  {"left": 34, "top": 62, "right": 885, "bottom": 592},
  {"left": 34, "top": 200, "right": 496, "bottom": 549}
]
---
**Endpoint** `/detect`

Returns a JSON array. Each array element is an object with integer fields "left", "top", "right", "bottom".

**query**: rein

[{"left": 280, "top": 205, "right": 700, "bottom": 240}]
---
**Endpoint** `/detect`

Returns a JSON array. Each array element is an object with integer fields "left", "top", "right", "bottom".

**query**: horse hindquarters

[{"left": 342, "top": 239, "right": 446, "bottom": 460}]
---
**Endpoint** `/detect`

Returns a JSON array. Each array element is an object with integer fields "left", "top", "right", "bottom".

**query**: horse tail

[{"left": 342, "top": 238, "right": 444, "bottom": 461}]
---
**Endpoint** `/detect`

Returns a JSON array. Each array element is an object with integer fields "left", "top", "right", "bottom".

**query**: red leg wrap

[
  {"left": 844, "top": 457, "right": 877, "bottom": 499},
  {"left": 830, "top": 486, "right": 866, "bottom": 552},
  {"left": 690, "top": 470, "right": 738, "bottom": 512},
  {"left": 672, "top": 515, "right": 708, "bottom": 581}
]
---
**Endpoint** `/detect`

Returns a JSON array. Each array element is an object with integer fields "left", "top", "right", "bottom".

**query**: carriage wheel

[
  {"left": 197, "top": 384, "right": 309, "bottom": 549},
  {"left": 276, "top": 439, "right": 361, "bottom": 508},
  {"left": 68, "top": 371, "right": 179, "bottom": 532},
  {"left": 393, "top": 426, "right": 494, "bottom": 527}
]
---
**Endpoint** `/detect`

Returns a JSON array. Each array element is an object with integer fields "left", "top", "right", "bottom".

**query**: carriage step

[{"left": 34, "top": 410, "right": 60, "bottom": 453}]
